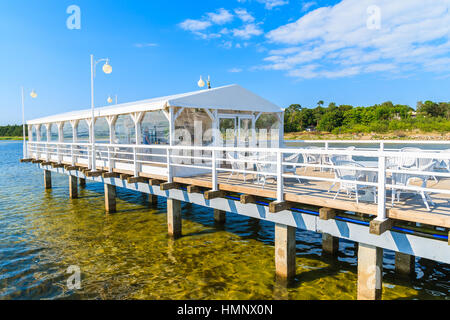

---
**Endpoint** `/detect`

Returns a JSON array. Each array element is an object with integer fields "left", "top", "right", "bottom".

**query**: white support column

[
  {"left": 275, "top": 223, "right": 296, "bottom": 280},
  {"left": 212, "top": 148, "right": 218, "bottom": 191},
  {"left": 167, "top": 107, "right": 174, "bottom": 182},
  {"left": 45, "top": 124, "right": 50, "bottom": 161},
  {"left": 71, "top": 120, "right": 78, "bottom": 166},
  {"left": 107, "top": 116, "right": 116, "bottom": 172},
  {"left": 85, "top": 119, "right": 93, "bottom": 170},
  {"left": 278, "top": 112, "right": 284, "bottom": 148},
  {"left": 377, "top": 155, "right": 387, "bottom": 220},
  {"left": 57, "top": 122, "right": 63, "bottom": 163},
  {"left": 276, "top": 150, "right": 284, "bottom": 202},
  {"left": 357, "top": 243, "right": 383, "bottom": 300},
  {"left": 167, "top": 198, "right": 181, "bottom": 238}
]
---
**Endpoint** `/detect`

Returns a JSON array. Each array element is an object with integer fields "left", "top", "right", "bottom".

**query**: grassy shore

[
  {"left": 285, "top": 130, "right": 450, "bottom": 141},
  {"left": 0, "top": 136, "right": 25, "bottom": 141}
]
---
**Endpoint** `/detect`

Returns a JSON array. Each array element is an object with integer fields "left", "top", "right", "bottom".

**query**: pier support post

[
  {"left": 104, "top": 184, "right": 116, "bottom": 213},
  {"left": 274, "top": 223, "right": 296, "bottom": 281},
  {"left": 214, "top": 209, "right": 226, "bottom": 224},
  {"left": 395, "top": 252, "right": 415, "bottom": 277},
  {"left": 357, "top": 243, "right": 383, "bottom": 300},
  {"left": 44, "top": 170, "right": 52, "bottom": 189},
  {"left": 322, "top": 233, "right": 339, "bottom": 256},
  {"left": 79, "top": 178, "right": 86, "bottom": 188},
  {"left": 149, "top": 194, "right": 157, "bottom": 205},
  {"left": 167, "top": 199, "right": 182, "bottom": 238},
  {"left": 69, "top": 175, "right": 78, "bottom": 199}
]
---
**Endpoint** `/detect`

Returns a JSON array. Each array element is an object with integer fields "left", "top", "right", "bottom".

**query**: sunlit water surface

[{"left": 0, "top": 141, "right": 448, "bottom": 300}]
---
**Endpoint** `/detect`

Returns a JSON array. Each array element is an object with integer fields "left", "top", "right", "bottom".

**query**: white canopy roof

[{"left": 27, "top": 84, "right": 283, "bottom": 125}]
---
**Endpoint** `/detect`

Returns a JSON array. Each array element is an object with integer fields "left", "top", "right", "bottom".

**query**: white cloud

[
  {"left": 134, "top": 43, "right": 159, "bottom": 48},
  {"left": 301, "top": 1, "right": 317, "bottom": 12},
  {"left": 207, "top": 8, "right": 234, "bottom": 25},
  {"left": 232, "top": 24, "right": 264, "bottom": 39},
  {"left": 229, "top": 68, "right": 243, "bottom": 73},
  {"left": 257, "top": 0, "right": 289, "bottom": 9},
  {"left": 263, "top": 0, "right": 450, "bottom": 79},
  {"left": 235, "top": 8, "right": 255, "bottom": 23},
  {"left": 179, "top": 19, "right": 212, "bottom": 32}
]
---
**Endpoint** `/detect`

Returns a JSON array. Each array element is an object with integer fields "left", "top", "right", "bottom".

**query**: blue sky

[{"left": 1, "top": 0, "right": 450, "bottom": 125}]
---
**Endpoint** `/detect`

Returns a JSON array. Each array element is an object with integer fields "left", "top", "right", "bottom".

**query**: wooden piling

[
  {"left": 69, "top": 175, "right": 78, "bottom": 199},
  {"left": 44, "top": 170, "right": 52, "bottom": 189},
  {"left": 79, "top": 178, "right": 86, "bottom": 187},
  {"left": 160, "top": 182, "right": 179, "bottom": 191},
  {"left": 214, "top": 209, "right": 226, "bottom": 224},
  {"left": 167, "top": 198, "right": 182, "bottom": 238},
  {"left": 187, "top": 185, "right": 202, "bottom": 194},
  {"left": 319, "top": 207, "right": 336, "bottom": 220},
  {"left": 395, "top": 252, "right": 415, "bottom": 277},
  {"left": 357, "top": 243, "right": 383, "bottom": 300},
  {"left": 204, "top": 190, "right": 225, "bottom": 200},
  {"left": 240, "top": 194, "right": 256, "bottom": 204},
  {"left": 274, "top": 223, "right": 296, "bottom": 280},
  {"left": 370, "top": 218, "right": 394, "bottom": 235},
  {"left": 322, "top": 233, "right": 339, "bottom": 256},
  {"left": 149, "top": 194, "right": 158, "bottom": 205},
  {"left": 269, "top": 201, "right": 292, "bottom": 213},
  {"left": 104, "top": 184, "right": 116, "bottom": 213}
]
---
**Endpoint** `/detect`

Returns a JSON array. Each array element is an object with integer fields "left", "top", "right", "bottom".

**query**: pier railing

[{"left": 27, "top": 141, "right": 450, "bottom": 220}]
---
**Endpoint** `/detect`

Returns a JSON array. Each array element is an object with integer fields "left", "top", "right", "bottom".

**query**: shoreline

[
  {"left": 1, "top": 131, "right": 449, "bottom": 142},
  {"left": 284, "top": 131, "right": 450, "bottom": 141}
]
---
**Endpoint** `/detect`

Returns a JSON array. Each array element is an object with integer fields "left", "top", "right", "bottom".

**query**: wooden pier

[
  {"left": 20, "top": 86, "right": 450, "bottom": 300},
  {"left": 23, "top": 158, "right": 450, "bottom": 300}
]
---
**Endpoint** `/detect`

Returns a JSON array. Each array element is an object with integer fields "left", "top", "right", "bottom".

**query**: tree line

[
  {"left": 0, "top": 125, "right": 28, "bottom": 137},
  {"left": 1, "top": 100, "right": 449, "bottom": 137},
  {"left": 284, "top": 100, "right": 450, "bottom": 134}
]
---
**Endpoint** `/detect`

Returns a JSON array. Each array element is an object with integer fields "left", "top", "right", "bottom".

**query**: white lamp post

[
  {"left": 90, "top": 54, "right": 112, "bottom": 171},
  {"left": 107, "top": 94, "right": 118, "bottom": 104},
  {"left": 197, "top": 76, "right": 211, "bottom": 89},
  {"left": 21, "top": 87, "right": 37, "bottom": 158}
]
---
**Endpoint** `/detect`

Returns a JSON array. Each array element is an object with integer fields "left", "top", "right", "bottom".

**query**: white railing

[{"left": 27, "top": 141, "right": 450, "bottom": 217}]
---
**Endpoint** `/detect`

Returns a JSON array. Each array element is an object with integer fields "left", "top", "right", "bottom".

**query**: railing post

[
  {"left": 212, "top": 148, "right": 218, "bottom": 191},
  {"left": 107, "top": 146, "right": 112, "bottom": 172},
  {"left": 88, "top": 145, "right": 92, "bottom": 170},
  {"left": 167, "top": 147, "right": 172, "bottom": 183},
  {"left": 71, "top": 144, "right": 75, "bottom": 166},
  {"left": 46, "top": 143, "right": 49, "bottom": 161},
  {"left": 377, "top": 155, "right": 386, "bottom": 220},
  {"left": 133, "top": 146, "right": 138, "bottom": 177},
  {"left": 276, "top": 149, "right": 284, "bottom": 202}
]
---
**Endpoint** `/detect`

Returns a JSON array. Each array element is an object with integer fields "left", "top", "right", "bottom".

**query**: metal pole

[
  {"left": 90, "top": 54, "right": 96, "bottom": 171},
  {"left": 21, "top": 86, "right": 26, "bottom": 158},
  {"left": 377, "top": 155, "right": 386, "bottom": 220}
]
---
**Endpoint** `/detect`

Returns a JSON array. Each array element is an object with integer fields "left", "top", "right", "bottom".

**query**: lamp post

[
  {"left": 90, "top": 54, "right": 112, "bottom": 171},
  {"left": 21, "top": 87, "right": 37, "bottom": 158},
  {"left": 198, "top": 76, "right": 211, "bottom": 89},
  {"left": 107, "top": 94, "right": 118, "bottom": 104}
]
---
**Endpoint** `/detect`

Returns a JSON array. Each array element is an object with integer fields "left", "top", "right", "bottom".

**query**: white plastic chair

[
  {"left": 226, "top": 152, "right": 247, "bottom": 183},
  {"left": 283, "top": 153, "right": 303, "bottom": 184},
  {"left": 255, "top": 154, "right": 277, "bottom": 188},
  {"left": 332, "top": 160, "right": 377, "bottom": 204},
  {"left": 301, "top": 146, "right": 322, "bottom": 172},
  {"left": 441, "top": 149, "right": 450, "bottom": 172},
  {"left": 391, "top": 157, "right": 437, "bottom": 211}
]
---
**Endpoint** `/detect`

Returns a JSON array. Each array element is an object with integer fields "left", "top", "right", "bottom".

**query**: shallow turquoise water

[{"left": 0, "top": 141, "right": 448, "bottom": 300}]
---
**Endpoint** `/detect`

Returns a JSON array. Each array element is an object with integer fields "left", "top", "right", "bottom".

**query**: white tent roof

[{"left": 27, "top": 84, "right": 283, "bottom": 125}]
